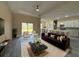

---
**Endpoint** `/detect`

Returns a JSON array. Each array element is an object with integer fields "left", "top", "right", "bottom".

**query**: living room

[{"left": 0, "top": 1, "right": 79, "bottom": 57}]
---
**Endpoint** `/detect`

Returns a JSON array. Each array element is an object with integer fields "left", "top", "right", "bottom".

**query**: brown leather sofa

[{"left": 41, "top": 32, "right": 70, "bottom": 50}]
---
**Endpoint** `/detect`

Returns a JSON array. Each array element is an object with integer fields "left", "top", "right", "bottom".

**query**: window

[{"left": 22, "top": 23, "right": 33, "bottom": 35}]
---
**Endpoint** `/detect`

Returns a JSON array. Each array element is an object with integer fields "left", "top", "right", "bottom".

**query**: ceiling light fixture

[{"left": 36, "top": 5, "right": 39, "bottom": 12}]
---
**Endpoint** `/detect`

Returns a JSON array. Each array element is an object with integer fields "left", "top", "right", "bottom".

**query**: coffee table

[
  {"left": 28, "top": 42, "right": 48, "bottom": 56},
  {"left": 27, "top": 47, "right": 48, "bottom": 57}
]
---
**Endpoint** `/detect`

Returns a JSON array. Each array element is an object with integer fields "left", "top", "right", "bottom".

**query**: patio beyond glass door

[{"left": 22, "top": 23, "right": 33, "bottom": 35}]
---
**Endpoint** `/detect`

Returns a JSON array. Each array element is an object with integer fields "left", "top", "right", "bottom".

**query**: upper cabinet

[{"left": 58, "top": 19, "right": 79, "bottom": 28}]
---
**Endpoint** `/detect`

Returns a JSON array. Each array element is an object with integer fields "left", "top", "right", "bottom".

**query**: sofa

[{"left": 41, "top": 32, "right": 70, "bottom": 50}]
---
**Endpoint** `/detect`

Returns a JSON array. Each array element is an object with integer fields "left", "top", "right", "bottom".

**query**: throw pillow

[
  {"left": 51, "top": 35, "right": 55, "bottom": 38},
  {"left": 60, "top": 36, "right": 65, "bottom": 42},
  {"left": 57, "top": 36, "right": 60, "bottom": 40},
  {"left": 45, "top": 33, "right": 48, "bottom": 36}
]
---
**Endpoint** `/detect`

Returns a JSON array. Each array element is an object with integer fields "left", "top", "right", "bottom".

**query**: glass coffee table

[{"left": 27, "top": 42, "right": 48, "bottom": 57}]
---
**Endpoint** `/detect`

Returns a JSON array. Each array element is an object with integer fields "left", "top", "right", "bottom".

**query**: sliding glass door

[{"left": 22, "top": 23, "right": 33, "bottom": 35}]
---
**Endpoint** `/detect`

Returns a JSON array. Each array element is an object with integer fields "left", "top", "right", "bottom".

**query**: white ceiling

[
  {"left": 7, "top": 1, "right": 67, "bottom": 17},
  {"left": 41, "top": 1, "right": 79, "bottom": 20}
]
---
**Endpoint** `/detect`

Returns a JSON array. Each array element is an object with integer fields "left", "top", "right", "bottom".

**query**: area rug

[
  {"left": 21, "top": 37, "right": 70, "bottom": 57},
  {"left": 27, "top": 47, "right": 48, "bottom": 57}
]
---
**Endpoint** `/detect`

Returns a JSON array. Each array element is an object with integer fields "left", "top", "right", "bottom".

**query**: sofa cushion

[
  {"left": 48, "top": 33, "right": 51, "bottom": 37},
  {"left": 41, "top": 32, "right": 70, "bottom": 50}
]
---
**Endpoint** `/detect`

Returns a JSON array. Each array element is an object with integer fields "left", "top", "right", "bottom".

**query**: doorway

[{"left": 21, "top": 22, "right": 33, "bottom": 35}]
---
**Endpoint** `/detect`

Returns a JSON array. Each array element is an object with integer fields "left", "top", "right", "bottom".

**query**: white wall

[
  {"left": 0, "top": 2, "right": 12, "bottom": 42},
  {"left": 12, "top": 13, "right": 40, "bottom": 36}
]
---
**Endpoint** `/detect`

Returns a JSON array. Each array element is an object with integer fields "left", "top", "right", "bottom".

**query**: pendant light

[{"left": 36, "top": 5, "right": 39, "bottom": 12}]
